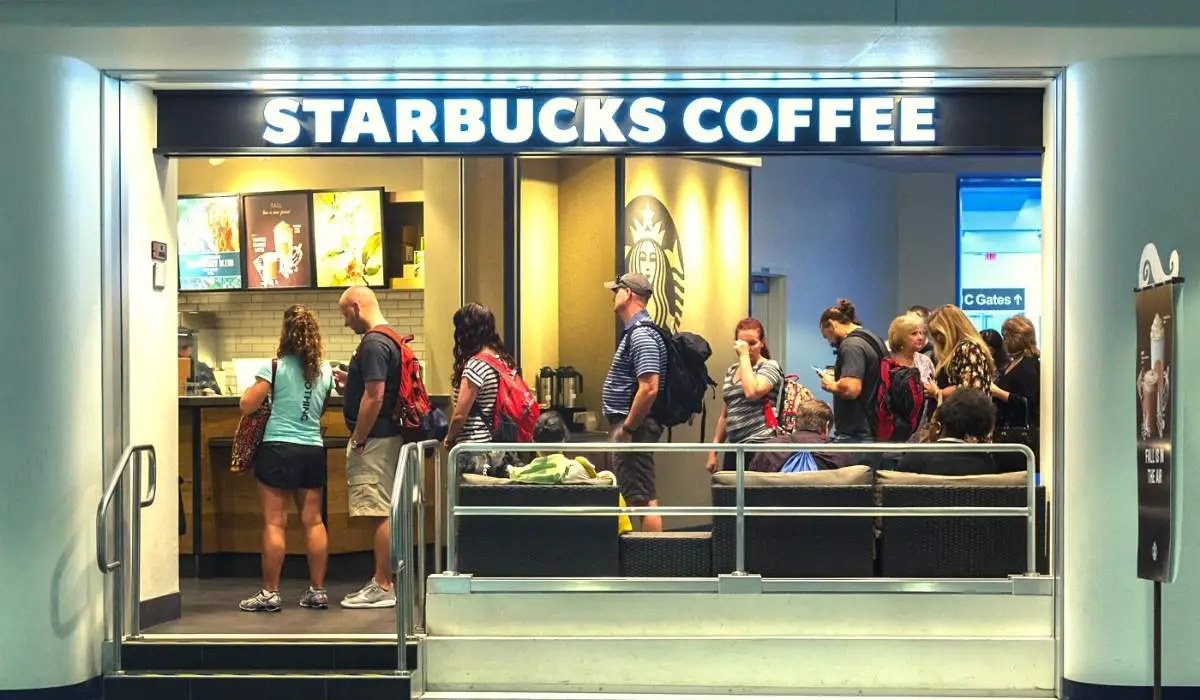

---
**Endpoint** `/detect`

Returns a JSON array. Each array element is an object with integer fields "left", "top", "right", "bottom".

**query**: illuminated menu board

[
  {"left": 242, "top": 192, "right": 313, "bottom": 289},
  {"left": 178, "top": 195, "right": 244, "bottom": 291},
  {"left": 312, "top": 188, "right": 385, "bottom": 288}
]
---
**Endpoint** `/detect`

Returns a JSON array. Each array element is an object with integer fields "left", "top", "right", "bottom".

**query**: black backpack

[{"left": 628, "top": 320, "right": 716, "bottom": 428}]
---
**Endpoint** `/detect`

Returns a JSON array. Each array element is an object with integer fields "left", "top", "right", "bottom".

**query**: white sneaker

[{"left": 340, "top": 579, "right": 396, "bottom": 609}]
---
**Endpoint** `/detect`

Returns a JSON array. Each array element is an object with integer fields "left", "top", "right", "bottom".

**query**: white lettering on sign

[
  {"left": 445, "top": 98, "right": 486, "bottom": 144},
  {"left": 263, "top": 98, "right": 302, "bottom": 145},
  {"left": 777, "top": 98, "right": 813, "bottom": 142},
  {"left": 396, "top": 99, "right": 438, "bottom": 143},
  {"left": 628, "top": 97, "right": 667, "bottom": 144},
  {"left": 818, "top": 98, "right": 854, "bottom": 143},
  {"left": 258, "top": 95, "right": 941, "bottom": 147},
  {"left": 963, "top": 290, "right": 1025, "bottom": 308},
  {"left": 539, "top": 96, "right": 579, "bottom": 144},
  {"left": 682, "top": 97, "right": 723, "bottom": 144},
  {"left": 900, "top": 97, "right": 937, "bottom": 143},
  {"left": 1148, "top": 468, "right": 1164, "bottom": 484},
  {"left": 582, "top": 96, "right": 626, "bottom": 143},
  {"left": 726, "top": 97, "right": 774, "bottom": 144},
  {"left": 342, "top": 98, "right": 390, "bottom": 144},
  {"left": 860, "top": 96, "right": 896, "bottom": 143},
  {"left": 492, "top": 98, "right": 535, "bottom": 144},
  {"left": 1146, "top": 448, "right": 1166, "bottom": 465}
]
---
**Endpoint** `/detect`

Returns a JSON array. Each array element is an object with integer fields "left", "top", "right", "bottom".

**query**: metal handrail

[
  {"left": 445, "top": 441, "right": 1038, "bottom": 577},
  {"left": 95, "top": 443, "right": 157, "bottom": 672},
  {"left": 388, "top": 438, "right": 440, "bottom": 672},
  {"left": 96, "top": 444, "right": 158, "bottom": 573}
]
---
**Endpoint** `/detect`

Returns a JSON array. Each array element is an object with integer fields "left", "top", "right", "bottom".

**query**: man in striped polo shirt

[{"left": 602, "top": 273, "right": 667, "bottom": 532}]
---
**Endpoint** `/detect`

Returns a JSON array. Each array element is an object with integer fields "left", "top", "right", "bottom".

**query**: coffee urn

[
  {"left": 556, "top": 366, "right": 584, "bottom": 408},
  {"left": 537, "top": 366, "right": 556, "bottom": 409}
]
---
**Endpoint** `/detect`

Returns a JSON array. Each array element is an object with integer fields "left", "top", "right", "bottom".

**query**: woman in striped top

[
  {"left": 706, "top": 318, "right": 784, "bottom": 473},
  {"left": 445, "top": 303, "right": 512, "bottom": 474}
]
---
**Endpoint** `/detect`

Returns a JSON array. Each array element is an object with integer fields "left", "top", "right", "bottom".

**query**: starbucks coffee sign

[{"left": 155, "top": 88, "right": 1045, "bottom": 155}]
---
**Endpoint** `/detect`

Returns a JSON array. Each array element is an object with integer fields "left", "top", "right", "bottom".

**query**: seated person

[
  {"left": 896, "top": 388, "right": 997, "bottom": 476},
  {"left": 750, "top": 400, "right": 855, "bottom": 472},
  {"left": 508, "top": 412, "right": 600, "bottom": 483},
  {"left": 510, "top": 412, "right": 631, "bottom": 533}
]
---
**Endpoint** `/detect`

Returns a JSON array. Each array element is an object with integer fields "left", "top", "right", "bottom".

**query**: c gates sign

[{"left": 156, "top": 88, "right": 1044, "bottom": 155}]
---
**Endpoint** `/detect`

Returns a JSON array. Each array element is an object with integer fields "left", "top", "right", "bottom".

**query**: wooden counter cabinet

[{"left": 179, "top": 397, "right": 441, "bottom": 578}]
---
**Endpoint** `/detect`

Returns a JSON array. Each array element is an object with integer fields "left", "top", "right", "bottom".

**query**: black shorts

[
  {"left": 254, "top": 442, "right": 327, "bottom": 491},
  {"left": 608, "top": 415, "right": 663, "bottom": 505}
]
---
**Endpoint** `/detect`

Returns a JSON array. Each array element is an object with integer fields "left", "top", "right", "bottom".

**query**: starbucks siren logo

[{"left": 623, "top": 195, "right": 686, "bottom": 333}]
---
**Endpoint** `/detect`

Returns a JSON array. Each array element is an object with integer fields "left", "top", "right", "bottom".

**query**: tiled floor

[{"left": 147, "top": 577, "right": 397, "bottom": 635}]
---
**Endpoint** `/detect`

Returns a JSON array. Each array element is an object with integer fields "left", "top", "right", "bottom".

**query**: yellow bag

[{"left": 576, "top": 456, "right": 633, "bottom": 534}]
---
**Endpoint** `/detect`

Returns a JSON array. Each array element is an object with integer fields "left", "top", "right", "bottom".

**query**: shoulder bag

[{"left": 230, "top": 358, "right": 277, "bottom": 473}]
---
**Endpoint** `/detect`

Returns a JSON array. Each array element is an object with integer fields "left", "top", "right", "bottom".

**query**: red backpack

[
  {"left": 851, "top": 329, "right": 924, "bottom": 443},
  {"left": 367, "top": 326, "right": 432, "bottom": 435},
  {"left": 472, "top": 353, "right": 541, "bottom": 442}
]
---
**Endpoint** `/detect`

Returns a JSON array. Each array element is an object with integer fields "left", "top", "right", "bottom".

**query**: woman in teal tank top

[{"left": 237, "top": 305, "right": 334, "bottom": 613}]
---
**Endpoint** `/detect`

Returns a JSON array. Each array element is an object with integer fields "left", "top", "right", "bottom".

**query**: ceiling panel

[
  {"left": 0, "top": 0, "right": 898, "bottom": 27},
  {"left": 0, "top": 25, "right": 891, "bottom": 71},
  {"left": 897, "top": 0, "right": 1200, "bottom": 27},
  {"left": 855, "top": 27, "right": 1200, "bottom": 67},
  {"left": 2, "top": 24, "right": 1200, "bottom": 72}
]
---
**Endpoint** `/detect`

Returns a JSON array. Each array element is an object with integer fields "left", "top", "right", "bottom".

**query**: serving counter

[{"left": 179, "top": 395, "right": 450, "bottom": 578}]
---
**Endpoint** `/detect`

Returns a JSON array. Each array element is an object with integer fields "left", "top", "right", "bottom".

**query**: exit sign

[{"left": 961, "top": 288, "right": 1026, "bottom": 311}]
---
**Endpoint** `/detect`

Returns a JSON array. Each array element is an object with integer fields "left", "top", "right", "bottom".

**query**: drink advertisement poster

[
  {"left": 178, "top": 195, "right": 243, "bottom": 290},
  {"left": 312, "top": 188, "right": 385, "bottom": 288},
  {"left": 1136, "top": 281, "right": 1178, "bottom": 581},
  {"left": 243, "top": 192, "right": 312, "bottom": 289}
]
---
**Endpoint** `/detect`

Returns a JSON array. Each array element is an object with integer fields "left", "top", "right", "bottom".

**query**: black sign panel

[
  {"left": 156, "top": 88, "right": 1044, "bottom": 155},
  {"left": 1136, "top": 282, "right": 1178, "bottom": 581}
]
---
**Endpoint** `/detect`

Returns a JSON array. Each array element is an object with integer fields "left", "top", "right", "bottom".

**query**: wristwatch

[
  {"left": 349, "top": 438, "right": 367, "bottom": 452},
  {"left": 621, "top": 422, "right": 637, "bottom": 435}
]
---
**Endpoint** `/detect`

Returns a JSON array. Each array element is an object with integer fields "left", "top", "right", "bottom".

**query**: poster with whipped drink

[
  {"left": 312, "top": 188, "right": 385, "bottom": 288},
  {"left": 1135, "top": 281, "right": 1177, "bottom": 581},
  {"left": 243, "top": 192, "right": 312, "bottom": 289},
  {"left": 178, "top": 195, "right": 243, "bottom": 290}
]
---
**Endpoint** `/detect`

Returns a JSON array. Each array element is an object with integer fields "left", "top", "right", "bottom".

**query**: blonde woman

[
  {"left": 888, "top": 313, "right": 936, "bottom": 386},
  {"left": 887, "top": 312, "right": 937, "bottom": 435},
  {"left": 927, "top": 304, "right": 995, "bottom": 398},
  {"left": 238, "top": 305, "right": 333, "bottom": 613}
]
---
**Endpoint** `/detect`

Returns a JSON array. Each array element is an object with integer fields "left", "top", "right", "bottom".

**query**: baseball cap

[{"left": 604, "top": 273, "right": 653, "bottom": 298}]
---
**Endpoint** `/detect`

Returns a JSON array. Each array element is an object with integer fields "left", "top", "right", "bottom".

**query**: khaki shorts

[{"left": 346, "top": 435, "right": 405, "bottom": 518}]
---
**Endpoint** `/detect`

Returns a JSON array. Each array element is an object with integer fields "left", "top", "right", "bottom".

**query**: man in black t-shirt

[
  {"left": 817, "top": 300, "right": 885, "bottom": 465},
  {"left": 334, "top": 286, "right": 404, "bottom": 609}
]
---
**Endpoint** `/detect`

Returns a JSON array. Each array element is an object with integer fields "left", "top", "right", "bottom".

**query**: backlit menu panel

[
  {"left": 242, "top": 192, "right": 313, "bottom": 289},
  {"left": 178, "top": 195, "right": 244, "bottom": 290},
  {"left": 312, "top": 188, "right": 385, "bottom": 288}
]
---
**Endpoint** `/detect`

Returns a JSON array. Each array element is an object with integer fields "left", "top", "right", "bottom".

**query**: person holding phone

[
  {"left": 816, "top": 299, "right": 886, "bottom": 464},
  {"left": 706, "top": 318, "right": 784, "bottom": 473}
]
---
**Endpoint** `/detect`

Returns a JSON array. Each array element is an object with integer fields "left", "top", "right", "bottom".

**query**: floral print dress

[{"left": 937, "top": 341, "right": 992, "bottom": 392}]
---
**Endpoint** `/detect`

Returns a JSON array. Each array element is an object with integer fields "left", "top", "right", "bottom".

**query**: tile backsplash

[{"left": 179, "top": 290, "right": 424, "bottom": 373}]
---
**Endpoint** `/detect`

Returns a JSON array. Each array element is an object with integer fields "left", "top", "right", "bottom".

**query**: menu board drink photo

[
  {"left": 178, "top": 195, "right": 244, "bottom": 290},
  {"left": 243, "top": 192, "right": 313, "bottom": 289},
  {"left": 312, "top": 188, "right": 385, "bottom": 288}
]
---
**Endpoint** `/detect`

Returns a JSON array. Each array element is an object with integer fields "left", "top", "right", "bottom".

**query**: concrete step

[
  {"left": 122, "top": 637, "right": 418, "bottom": 672},
  {"left": 104, "top": 670, "right": 411, "bottom": 700},
  {"left": 422, "top": 635, "right": 1055, "bottom": 695}
]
